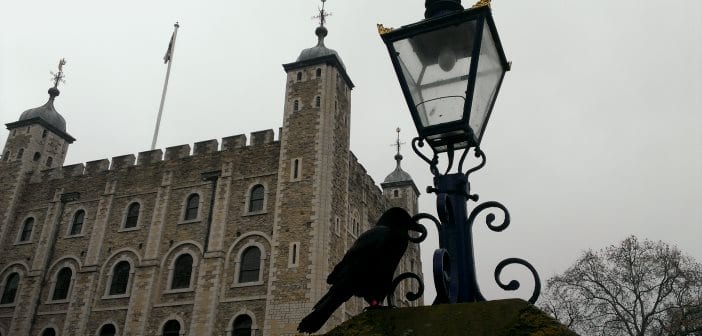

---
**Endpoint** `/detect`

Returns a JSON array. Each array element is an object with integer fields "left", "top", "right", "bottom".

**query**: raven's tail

[{"left": 298, "top": 286, "right": 351, "bottom": 334}]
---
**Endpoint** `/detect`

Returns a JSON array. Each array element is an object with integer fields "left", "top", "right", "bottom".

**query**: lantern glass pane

[
  {"left": 470, "top": 23, "right": 505, "bottom": 141},
  {"left": 393, "top": 20, "right": 478, "bottom": 129}
]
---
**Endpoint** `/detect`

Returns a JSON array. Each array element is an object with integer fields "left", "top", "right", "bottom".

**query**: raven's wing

[{"left": 327, "top": 226, "right": 390, "bottom": 285}]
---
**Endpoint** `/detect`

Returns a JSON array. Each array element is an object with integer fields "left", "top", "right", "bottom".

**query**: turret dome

[
  {"left": 19, "top": 87, "right": 67, "bottom": 132},
  {"left": 297, "top": 25, "right": 346, "bottom": 69}
]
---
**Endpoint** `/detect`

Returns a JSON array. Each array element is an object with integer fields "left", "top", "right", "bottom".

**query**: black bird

[{"left": 298, "top": 207, "right": 417, "bottom": 334}]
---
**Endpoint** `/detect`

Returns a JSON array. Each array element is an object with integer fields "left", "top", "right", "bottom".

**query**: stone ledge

[{"left": 324, "top": 299, "right": 578, "bottom": 336}]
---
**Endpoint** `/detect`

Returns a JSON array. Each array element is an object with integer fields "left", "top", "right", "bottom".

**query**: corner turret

[
  {"left": 382, "top": 128, "right": 420, "bottom": 214},
  {"left": 2, "top": 59, "right": 74, "bottom": 170}
]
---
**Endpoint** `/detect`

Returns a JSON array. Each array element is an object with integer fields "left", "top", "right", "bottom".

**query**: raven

[{"left": 298, "top": 207, "right": 419, "bottom": 334}]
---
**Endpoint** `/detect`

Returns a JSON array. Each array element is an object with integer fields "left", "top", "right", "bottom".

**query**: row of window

[
  {"left": 2, "top": 148, "right": 52, "bottom": 166},
  {"left": 16, "top": 185, "right": 268, "bottom": 243},
  {"left": 295, "top": 68, "right": 323, "bottom": 82},
  {"left": 27, "top": 315, "right": 253, "bottom": 336},
  {"left": 0, "top": 246, "right": 264, "bottom": 305},
  {"left": 292, "top": 96, "right": 322, "bottom": 112}
]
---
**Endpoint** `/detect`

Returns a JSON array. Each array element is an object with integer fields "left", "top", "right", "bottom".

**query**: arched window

[
  {"left": 1, "top": 273, "right": 19, "bottom": 304},
  {"left": 248, "top": 185, "right": 264, "bottom": 213},
  {"left": 125, "top": 202, "right": 140, "bottom": 228},
  {"left": 16, "top": 148, "right": 24, "bottom": 159},
  {"left": 184, "top": 194, "right": 199, "bottom": 220},
  {"left": 171, "top": 254, "right": 193, "bottom": 289},
  {"left": 70, "top": 210, "right": 85, "bottom": 235},
  {"left": 293, "top": 99, "right": 299, "bottom": 111},
  {"left": 99, "top": 324, "right": 116, "bottom": 336},
  {"left": 42, "top": 129, "right": 48, "bottom": 138},
  {"left": 315, "top": 96, "right": 321, "bottom": 107},
  {"left": 33, "top": 152, "right": 41, "bottom": 161},
  {"left": 19, "top": 217, "right": 34, "bottom": 242},
  {"left": 109, "top": 261, "right": 130, "bottom": 295},
  {"left": 239, "top": 246, "right": 261, "bottom": 283},
  {"left": 41, "top": 328, "right": 56, "bottom": 336},
  {"left": 52, "top": 267, "right": 72, "bottom": 300},
  {"left": 316, "top": 68, "right": 322, "bottom": 78},
  {"left": 232, "top": 315, "right": 253, "bottom": 336},
  {"left": 296, "top": 72, "right": 302, "bottom": 81},
  {"left": 46, "top": 156, "right": 53, "bottom": 167},
  {"left": 162, "top": 320, "right": 181, "bottom": 336}
]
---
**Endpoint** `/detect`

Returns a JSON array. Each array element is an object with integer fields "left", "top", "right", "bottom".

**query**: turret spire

[
  {"left": 313, "top": 0, "right": 332, "bottom": 28},
  {"left": 48, "top": 58, "right": 66, "bottom": 100},
  {"left": 392, "top": 127, "right": 405, "bottom": 168}
]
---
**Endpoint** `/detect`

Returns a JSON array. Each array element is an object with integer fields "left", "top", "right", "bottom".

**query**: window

[
  {"left": 393, "top": 189, "right": 399, "bottom": 198},
  {"left": 232, "top": 315, "right": 253, "bottom": 336},
  {"left": 70, "top": 210, "right": 85, "bottom": 235},
  {"left": 293, "top": 99, "right": 299, "bottom": 111},
  {"left": 1, "top": 273, "right": 19, "bottom": 304},
  {"left": 41, "top": 328, "right": 56, "bottom": 336},
  {"left": 162, "top": 320, "right": 181, "bottom": 336},
  {"left": 289, "top": 243, "right": 299, "bottom": 267},
  {"left": 16, "top": 148, "right": 24, "bottom": 159},
  {"left": 99, "top": 324, "right": 116, "bottom": 336},
  {"left": 33, "top": 152, "right": 41, "bottom": 161},
  {"left": 171, "top": 254, "right": 193, "bottom": 289},
  {"left": 19, "top": 217, "right": 34, "bottom": 242},
  {"left": 316, "top": 68, "right": 322, "bottom": 78},
  {"left": 335, "top": 217, "right": 340, "bottom": 236},
  {"left": 42, "top": 130, "right": 48, "bottom": 138},
  {"left": 46, "top": 156, "right": 53, "bottom": 167},
  {"left": 315, "top": 96, "right": 321, "bottom": 107},
  {"left": 248, "top": 185, "right": 264, "bottom": 212},
  {"left": 3, "top": 151, "right": 8, "bottom": 161},
  {"left": 184, "top": 194, "right": 199, "bottom": 220},
  {"left": 125, "top": 202, "right": 140, "bottom": 228},
  {"left": 52, "top": 267, "right": 72, "bottom": 300},
  {"left": 291, "top": 159, "right": 300, "bottom": 180},
  {"left": 239, "top": 246, "right": 261, "bottom": 283},
  {"left": 296, "top": 72, "right": 302, "bottom": 81},
  {"left": 109, "top": 261, "right": 130, "bottom": 295}
]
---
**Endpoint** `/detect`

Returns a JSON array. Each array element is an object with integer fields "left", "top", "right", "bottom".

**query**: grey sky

[{"left": 2, "top": 0, "right": 701, "bottom": 303}]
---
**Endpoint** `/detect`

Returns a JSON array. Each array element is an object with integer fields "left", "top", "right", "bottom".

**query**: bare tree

[{"left": 540, "top": 236, "right": 702, "bottom": 336}]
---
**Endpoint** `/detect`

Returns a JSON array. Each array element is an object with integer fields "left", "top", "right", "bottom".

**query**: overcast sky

[{"left": 2, "top": 0, "right": 701, "bottom": 304}]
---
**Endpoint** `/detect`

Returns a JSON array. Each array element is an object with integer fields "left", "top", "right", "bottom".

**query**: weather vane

[
  {"left": 50, "top": 58, "right": 67, "bottom": 88},
  {"left": 391, "top": 127, "right": 406, "bottom": 156},
  {"left": 312, "top": 0, "right": 332, "bottom": 27}
]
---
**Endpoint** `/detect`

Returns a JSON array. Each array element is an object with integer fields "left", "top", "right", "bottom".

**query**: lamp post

[{"left": 380, "top": 0, "right": 540, "bottom": 304}]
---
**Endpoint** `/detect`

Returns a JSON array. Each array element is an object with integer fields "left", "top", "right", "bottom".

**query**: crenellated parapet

[{"left": 24, "top": 130, "right": 281, "bottom": 184}]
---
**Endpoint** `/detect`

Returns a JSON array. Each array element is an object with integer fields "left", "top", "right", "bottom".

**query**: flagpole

[{"left": 151, "top": 22, "right": 180, "bottom": 150}]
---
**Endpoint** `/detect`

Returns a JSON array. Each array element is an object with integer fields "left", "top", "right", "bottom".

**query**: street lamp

[
  {"left": 380, "top": 1, "right": 509, "bottom": 153},
  {"left": 380, "top": 0, "right": 540, "bottom": 304}
]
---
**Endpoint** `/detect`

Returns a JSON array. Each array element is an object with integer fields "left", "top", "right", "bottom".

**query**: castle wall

[{"left": 0, "top": 132, "right": 284, "bottom": 335}]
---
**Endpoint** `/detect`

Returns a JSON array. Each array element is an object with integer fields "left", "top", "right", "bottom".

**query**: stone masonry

[{"left": 0, "top": 23, "right": 423, "bottom": 336}]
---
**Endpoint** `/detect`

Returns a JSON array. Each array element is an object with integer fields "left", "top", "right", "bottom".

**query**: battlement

[{"left": 27, "top": 129, "right": 280, "bottom": 183}]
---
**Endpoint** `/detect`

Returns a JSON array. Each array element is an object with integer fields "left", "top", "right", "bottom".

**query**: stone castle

[{"left": 0, "top": 14, "right": 423, "bottom": 336}]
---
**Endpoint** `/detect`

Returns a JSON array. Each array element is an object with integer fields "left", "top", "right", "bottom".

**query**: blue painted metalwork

[{"left": 412, "top": 137, "right": 541, "bottom": 304}]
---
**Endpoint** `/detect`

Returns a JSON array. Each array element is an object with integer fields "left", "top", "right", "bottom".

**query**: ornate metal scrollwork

[
  {"left": 386, "top": 213, "right": 433, "bottom": 307},
  {"left": 432, "top": 248, "right": 453, "bottom": 304},
  {"left": 412, "top": 137, "right": 439, "bottom": 176},
  {"left": 468, "top": 200, "right": 510, "bottom": 232},
  {"left": 494, "top": 258, "right": 541, "bottom": 304},
  {"left": 465, "top": 147, "right": 486, "bottom": 177},
  {"left": 388, "top": 272, "right": 425, "bottom": 307}
]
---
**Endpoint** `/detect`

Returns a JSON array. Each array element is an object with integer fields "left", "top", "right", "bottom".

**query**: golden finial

[
  {"left": 377, "top": 24, "right": 394, "bottom": 35},
  {"left": 471, "top": 0, "right": 491, "bottom": 8},
  {"left": 50, "top": 58, "right": 67, "bottom": 88}
]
